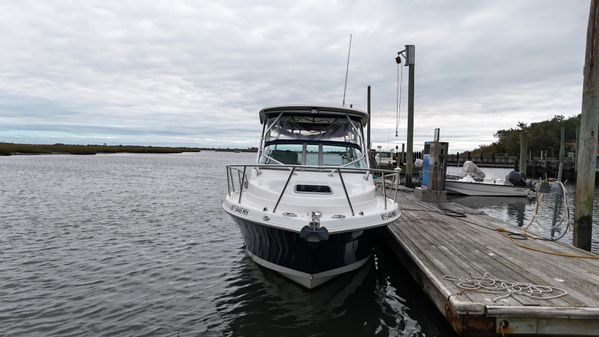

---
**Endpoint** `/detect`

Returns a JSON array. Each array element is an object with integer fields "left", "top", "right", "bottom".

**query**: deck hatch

[{"left": 294, "top": 184, "right": 332, "bottom": 194}]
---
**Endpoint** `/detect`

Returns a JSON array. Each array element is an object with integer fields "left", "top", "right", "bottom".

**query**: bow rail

[{"left": 226, "top": 164, "right": 400, "bottom": 215}]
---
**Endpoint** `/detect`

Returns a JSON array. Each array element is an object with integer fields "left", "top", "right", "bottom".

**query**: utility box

[
  {"left": 416, "top": 140, "right": 448, "bottom": 202},
  {"left": 428, "top": 141, "right": 448, "bottom": 191}
]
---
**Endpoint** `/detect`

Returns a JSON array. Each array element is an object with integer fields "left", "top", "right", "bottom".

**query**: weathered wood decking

[{"left": 385, "top": 191, "right": 599, "bottom": 336}]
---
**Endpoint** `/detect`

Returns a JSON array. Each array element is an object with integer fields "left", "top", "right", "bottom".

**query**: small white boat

[
  {"left": 445, "top": 179, "right": 532, "bottom": 197},
  {"left": 446, "top": 161, "right": 532, "bottom": 197}
]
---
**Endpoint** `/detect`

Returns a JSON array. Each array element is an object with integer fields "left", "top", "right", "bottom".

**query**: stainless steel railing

[{"left": 226, "top": 164, "right": 400, "bottom": 215}]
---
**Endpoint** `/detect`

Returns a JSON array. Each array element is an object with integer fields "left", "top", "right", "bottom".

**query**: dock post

[
  {"left": 401, "top": 143, "right": 405, "bottom": 166},
  {"left": 405, "top": 45, "right": 415, "bottom": 187},
  {"left": 367, "top": 85, "right": 371, "bottom": 150},
  {"left": 574, "top": 0, "right": 599, "bottom": 251},
  {"left": 519, "top": 131, "right": 528, "bottom": 177},
  {"left": 558, "top": 126, "right": 565, "bottom": 181}
]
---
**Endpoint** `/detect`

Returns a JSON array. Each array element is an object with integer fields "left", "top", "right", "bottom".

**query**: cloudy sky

[{"left": 0, "top": 0, "right": 590, "bottom": 152}]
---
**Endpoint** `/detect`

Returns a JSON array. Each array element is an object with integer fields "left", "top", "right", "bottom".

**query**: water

[
  {"left": 447, "top": 166, "right": 599, "bottom": 252},
  {"left": 0, "top": 152, "right": 455, "bottom": 337}
]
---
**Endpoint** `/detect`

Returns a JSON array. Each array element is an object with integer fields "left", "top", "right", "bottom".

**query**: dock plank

[
  {"left": 399, "top": 211, "right": 574, "bottom": 308},
  {"left": 422, "top": 211, "right": 596, "bottom": 306},
  {"left": 403, "top": 202, "right": 599, "bottom": 305},
  {"left": 386, "top": 191, "right": 599, "bottom": 336}
]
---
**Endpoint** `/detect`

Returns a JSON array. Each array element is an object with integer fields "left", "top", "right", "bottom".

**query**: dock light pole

[
  {"left": 396, "top": 45, "right": 415, "bottom": 187},
  {"left": 574, "top": 0, "right": 599, "bottom": 251}
]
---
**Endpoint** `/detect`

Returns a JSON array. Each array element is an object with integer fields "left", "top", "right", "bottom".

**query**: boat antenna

[{"left": 342, "top": 34, "right": 352, "bottom": 107}]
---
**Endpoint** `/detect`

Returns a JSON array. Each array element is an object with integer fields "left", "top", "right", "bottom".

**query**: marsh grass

[{"left": 0, "top": 143, "right": 202, "bottom": 155}]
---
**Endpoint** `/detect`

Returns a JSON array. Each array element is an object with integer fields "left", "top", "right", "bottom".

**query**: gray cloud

[{"left": 0, "top": 0, "right": 589, "bottom": 151}]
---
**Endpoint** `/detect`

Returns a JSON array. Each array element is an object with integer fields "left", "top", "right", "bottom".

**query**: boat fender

[{"left": 299, "top": 226, "right": 329, "bottom": 243}]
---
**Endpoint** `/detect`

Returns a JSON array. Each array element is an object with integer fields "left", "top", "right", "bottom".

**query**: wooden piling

[
  {"left": 401, "top": 143, "right": 405, "bottom": 165},
  {"left": 574, "top": 0, "right": 599, "bottom": 251},
  {"left": 519, "top": 132, "right": 528, "bottom": 177}
]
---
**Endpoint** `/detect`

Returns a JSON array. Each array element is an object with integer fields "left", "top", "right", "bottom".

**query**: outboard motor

[{"left": 506, "top": 171, "right": 527, "bottom": 187}]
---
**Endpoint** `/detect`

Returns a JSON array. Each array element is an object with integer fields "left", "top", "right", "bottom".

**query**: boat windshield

[
  {"left": 259, "top": 115, "right": 367, "bottom": 168},
  {"left": 264, "top": 115, "right": 361, "bottom": 144}
]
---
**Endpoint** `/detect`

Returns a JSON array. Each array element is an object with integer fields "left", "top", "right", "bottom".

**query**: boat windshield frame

[{"left": 257, "top": 112, "right": 368, "bottom": 168}]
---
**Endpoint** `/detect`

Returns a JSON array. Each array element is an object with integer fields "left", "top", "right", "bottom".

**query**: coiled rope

[{"left": 443, "top": 272, "right": 568, "bottom": 302}]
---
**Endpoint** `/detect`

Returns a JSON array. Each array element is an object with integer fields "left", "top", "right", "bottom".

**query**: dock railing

[{"left": 226, "top": 164, "right": 400, "bottom": 215}]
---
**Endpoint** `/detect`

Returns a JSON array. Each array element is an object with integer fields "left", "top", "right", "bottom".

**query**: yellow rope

[
  {"left": 522, "top": 191, "right": 542, "bottom": 236},
  {"left": 495, "top": 228, "right": 599, "bottom": 259}
]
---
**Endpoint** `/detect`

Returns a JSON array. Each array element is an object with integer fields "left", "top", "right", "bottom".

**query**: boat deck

[{"left": 385, "top": 191, "right": 599, "bottom": 336}]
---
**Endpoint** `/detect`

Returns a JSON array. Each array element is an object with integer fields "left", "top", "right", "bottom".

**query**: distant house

[
  {"left": 565, "top": 140, "right": 599, "bottom": 154},
  {"left": 564, "top": 140, "right": 599, "bottom": 168}
]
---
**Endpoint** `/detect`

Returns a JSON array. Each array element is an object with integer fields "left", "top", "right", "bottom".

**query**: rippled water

[
  {"left": 447, "top": 166, "right": 599, "bottom": 252},
  {"left": 0, "top": 152, "right": 455, "bottom": 337}
]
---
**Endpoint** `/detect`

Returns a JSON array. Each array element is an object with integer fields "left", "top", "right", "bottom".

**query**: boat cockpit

[{"left": 257, "top": 107, "right": 368, "bottom": 169}]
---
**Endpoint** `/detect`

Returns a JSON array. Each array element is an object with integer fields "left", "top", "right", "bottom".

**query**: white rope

[
  {"left": 443, "top": 272, "right": 568, "bottom": 302},
  {"left": 552, "top": 180, "right": 571, "bottom": 235}
]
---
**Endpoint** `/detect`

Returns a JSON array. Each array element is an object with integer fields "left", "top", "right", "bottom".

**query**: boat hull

[
  {"left": 446, "top": 180, "right": 531, "bottom": 197},
  {"left": 230, "top": 215, "right": 383, "bottom": 288}
]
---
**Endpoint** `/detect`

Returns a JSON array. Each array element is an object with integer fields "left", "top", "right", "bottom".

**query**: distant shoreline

[{"left": 0, "top": 143, "right": 258, "bottom": 156}]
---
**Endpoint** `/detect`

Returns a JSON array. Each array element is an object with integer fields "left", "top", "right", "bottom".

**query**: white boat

[
  {"left": 445, "top": 161, "right": 532, "bottom": 197},
  {"left": 445, "top": 178, "right": 532, "bottom": 197},
  {"left": 223, "top": 105, "right": 401, "bottom": 289},
  {"left": 375, "top": 151, "right": 395, "bottom": 167}
]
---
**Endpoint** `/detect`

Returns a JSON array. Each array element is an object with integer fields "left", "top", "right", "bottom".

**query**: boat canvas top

[{"left": 259, "top": 105, "right": 369, "bottom": 124}]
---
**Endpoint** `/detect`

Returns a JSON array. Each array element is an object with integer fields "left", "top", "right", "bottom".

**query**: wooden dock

[{"left": 385, "top": 191, "right": 599, "bottom": 336}]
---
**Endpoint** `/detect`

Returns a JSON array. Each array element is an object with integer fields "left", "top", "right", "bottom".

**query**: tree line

[{"left": 470, "top": 114, "right": 580, "bottom": 158}]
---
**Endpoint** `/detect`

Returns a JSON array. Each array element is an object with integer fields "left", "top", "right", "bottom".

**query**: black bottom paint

[{"left": 231, "top": 217, "right": 383, "bottom": 274}]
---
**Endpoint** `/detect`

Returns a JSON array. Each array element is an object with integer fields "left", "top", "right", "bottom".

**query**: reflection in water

[
  {"left": 0, "top": 152, "right": 459, "bottom": 336},
  {"left": 216, "top": 247, "right": 455, "bottom": 337},
  {"left": 507, "top": 201, "right": 527, "bottom": 227},
  {"left": 451, "top": 196, "right": 531, "bottom": 228},
  {"left": 221, "top": 257, "right": 374, "bottom": 336},
  {"left": 449, "top": 169, "right": 598, "bottom": 252}
]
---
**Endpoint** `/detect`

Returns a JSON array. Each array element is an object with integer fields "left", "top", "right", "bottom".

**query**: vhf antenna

[{"left": 342, "top": 34, "right": 352, "bottom": 107}]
